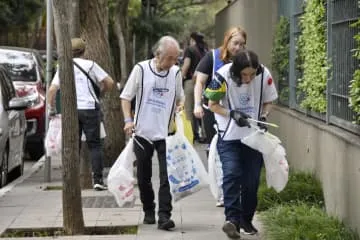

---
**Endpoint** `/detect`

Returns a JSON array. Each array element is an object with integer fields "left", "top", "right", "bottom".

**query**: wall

[
  {"left": 215, "top": 0, "right": 278, "bottom": 67},
  {"left": 270, "top": 106, "right": 360, "bottom": 234}
]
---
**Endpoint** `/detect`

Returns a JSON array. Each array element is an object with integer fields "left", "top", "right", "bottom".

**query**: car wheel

[
  {"left": 13, "top": 157, "right": 24, "bottom": 178},
  {"left": 0, "top": 147, "right": 9, "bottom": 188},
  {"left": 28, "top": 141, "right": 44, "bottom": 160}
]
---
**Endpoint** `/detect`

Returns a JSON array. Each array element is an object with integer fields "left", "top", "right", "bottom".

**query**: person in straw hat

[{"left": 47, "top": 38, "right": 114, "bottom": 191}]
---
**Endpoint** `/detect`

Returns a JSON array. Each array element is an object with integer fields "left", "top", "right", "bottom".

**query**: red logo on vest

[{"left": 267, "top": 78, "right": 273, "bottom": 85}]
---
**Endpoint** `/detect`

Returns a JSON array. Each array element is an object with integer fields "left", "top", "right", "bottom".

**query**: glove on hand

[
  {"left": 230, "top": 110, "right": 251, "bottom": 128},
  {"left": 257, "top": 116, "right": 268, "bottom": 132}
]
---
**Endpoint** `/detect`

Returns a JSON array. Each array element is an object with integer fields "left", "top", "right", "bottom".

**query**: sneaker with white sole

[
  {"left": 239, "top": 220, "right": 258, "bottom": 235},
  {"left": 222, "top": 221, "right": 240, "bottom": 239},
  {"left": 93, "top": 179, "right": 108, "bottom": 191},
  {"left": 216, "top": 200, "right": 224, "bottom": 207}
]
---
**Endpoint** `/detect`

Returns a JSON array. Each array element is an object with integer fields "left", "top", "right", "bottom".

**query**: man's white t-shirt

[
  {"left": 51, "top": 58, "right": 108, "bottom": 110},
  {"left": 214, "top": 63, "right": 278, "bottom": 140},
  {"left": 120, "top": 59, "right": 185, "bottom": 140}
]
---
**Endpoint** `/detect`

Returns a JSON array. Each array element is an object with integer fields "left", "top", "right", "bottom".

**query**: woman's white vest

[
  {"left": 215, "top": 64, "right": 265, "bottom": 141},
  {"left": 134, "top": 60, "right": 178, "bottom": 141}
]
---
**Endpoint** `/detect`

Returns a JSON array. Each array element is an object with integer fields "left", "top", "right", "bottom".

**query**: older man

[
  {"left": 120, "top": 36, "right": 185, "bottom": 231},
  {"left": 47, "top": 38, "right": 114, "bottom": 191}
]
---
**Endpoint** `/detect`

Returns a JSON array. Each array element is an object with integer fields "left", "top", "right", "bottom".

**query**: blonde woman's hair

[{"left": 219, "top": 26, "right": 247, "bottom": 62}]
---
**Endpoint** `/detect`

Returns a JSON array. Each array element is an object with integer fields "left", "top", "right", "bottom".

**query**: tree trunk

[
  {"left": 52, "top": 0, "right": 85, "bottom": 234},
  {"left": 70, "top": 0, "right": 81, "bottom": 37},
  {"left": 113, "top": 0, "right": 130, "bottom": 85},
  {"left": 143, "top": 0, "right": 150, "bottom": 59},
  {"left": 69, "top": 0, "right": 92, "bottom": 188},
  {"left": 79, "top": 0, "right": 125, "bottom": 167}
]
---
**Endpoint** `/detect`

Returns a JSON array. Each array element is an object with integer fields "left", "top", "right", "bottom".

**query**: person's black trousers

[
  {"left": 133, "top": 135, "right": 173, "bottom": 220},
  {"left": 78, "top": 109, "right": 103, "bottom": 182}
]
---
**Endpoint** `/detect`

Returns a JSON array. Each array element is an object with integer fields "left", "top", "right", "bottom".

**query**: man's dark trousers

[
  {"left": 78, "top": 109, "right": 103, "bottom": 182},
  {"left": 133, "top": 135, "right": 173, "bottom": 220}
]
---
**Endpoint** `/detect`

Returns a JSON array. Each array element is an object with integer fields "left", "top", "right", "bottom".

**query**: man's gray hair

[{"left": 153, "top": 36, "right": 180, "bottom": 57}]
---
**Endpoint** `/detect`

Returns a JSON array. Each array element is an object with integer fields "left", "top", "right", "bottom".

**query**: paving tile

[
  {"left": 82, "top": 211, "right": 101, "bottom": 221},
  {"left": 88, "top": 235, "right": 136, "bottom": 240},
  {"left": 84, "top": 220, "right": 98, "bottom": 227},
  {"left": 181, "top": 228, "right": 227, "bottom": 240},
  {"left": 20, "top": 207, "right": 61, "bottom": 217},
  {"left": 136, "top": 228, "right": 183, "bottom": 240},
  {"left": 8, "top": 216, "right": 56, "bottom": 228},
  {"left": 0, "top": 237, "right": 90, "bottom": 240},
  {"left": 181, "top": 213, "right": 224, "bottom": 226},
  {"left": 97, "top": 211, "right": 141, "bottom": 226},
  {"left": 0, "top": 206, "right": 24, "bottom": 217},
  {"left": 0, "top": 196, "right": 35, "bottom": 207},
  {"left": 181, "top": 223, "right": 220, "bottom": 232}
]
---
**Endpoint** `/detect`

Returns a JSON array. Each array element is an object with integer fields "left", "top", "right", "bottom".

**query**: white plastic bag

[
  {"left": 208, "top": 134, "right": 223, "bottom": 201},
  {"left": 166, "top": 114, "right": 209, "bottom": 202},
  {"left": 45, "top": 115, "right": 62, "bottom": 156},
  {"left": 242, "top": 129, "right": 281, "bottom": 155},
  {"left": 262, "top": 144, "right": 289, "bottom": 192},
  {"left": 242, "top": 126, "right": 289, "bottom": 192},
  {"left": 107, "top": 139, "right": 136, "bottom": 207}
]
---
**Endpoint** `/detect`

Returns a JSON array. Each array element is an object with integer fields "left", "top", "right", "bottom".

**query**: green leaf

[{"left": 297, "top": 0, "right": 327, "bottom": 113}]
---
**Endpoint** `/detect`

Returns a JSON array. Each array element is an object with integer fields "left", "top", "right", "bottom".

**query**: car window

[
  {"left": 0, "top": 49, "right": 38, "bottom": 82},
  {"left": 0, "top": 67, "right": 16, "bottom": 109}
]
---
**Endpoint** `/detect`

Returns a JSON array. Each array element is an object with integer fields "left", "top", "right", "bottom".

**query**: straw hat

[{"left": 71, "top": 38, "right": 86, "bottom": 52}]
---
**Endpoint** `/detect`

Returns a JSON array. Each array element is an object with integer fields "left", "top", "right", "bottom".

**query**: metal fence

[
  {"left": 327, "top": 0, "right": 359, "bottom": 133},
  {"left": 278, "top": 0, "right": 360, "bottom": 135}
]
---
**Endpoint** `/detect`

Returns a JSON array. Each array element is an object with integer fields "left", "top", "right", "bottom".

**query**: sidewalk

[{"left": 0, "top": 144, "right": 263, "bottom": 240}]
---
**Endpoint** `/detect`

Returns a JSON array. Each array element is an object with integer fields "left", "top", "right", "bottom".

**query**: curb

[{"left": 0, "top": 155, "right": 46, "bottom": 198}]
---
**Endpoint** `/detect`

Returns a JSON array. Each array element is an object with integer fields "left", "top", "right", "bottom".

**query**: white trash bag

[
  {"left": 45, "top": 115, "right": 62, "bottom": 156},
  {"left": 107, "top": 139, "right": 137, "bottom": 207},
  {"left": 208, "top": 134, "right": 223, "bottom": 201},
  {"left": 263, "top": 144, "right": 289, "bottom": 192},
  {"left": 241, "top": 125, "right": 289, "bottom": 192},
  {"left": 166, "top": 114, "right": 209, "bottom": 202},
  {"left": 242, "top": 128, "right": 281, "bottom": 155}
]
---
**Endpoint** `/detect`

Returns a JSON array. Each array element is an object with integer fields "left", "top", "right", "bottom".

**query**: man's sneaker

[
  {"left": 93, "top": 180, "right": 108, "bottom": 191},
  {"left": 222, "top": 221, "right": 241, "bottom": 239},
  {"left": 143, "top": 211, "right": 156, "bottom": 224},
  {"left": 216, "top": 200, "right": 224, "bottom": 207},
  {"left": 158, "top": 219, "right": 175, "bottom": 230},
  {"left": 239, "top": 220, "right": 258, "bottom": 235}
]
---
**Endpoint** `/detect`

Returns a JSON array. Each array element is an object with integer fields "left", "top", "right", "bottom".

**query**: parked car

[
  {"left": 0, "top": 65, "right": 30, "bottom": 188},
  {"left": 0, "top": 47, "right": 46, "bottom": 160}
]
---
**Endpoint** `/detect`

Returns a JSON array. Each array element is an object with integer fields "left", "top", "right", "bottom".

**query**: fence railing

[{"left": 278, "top": 0, "right": 359, "bottom": 135}]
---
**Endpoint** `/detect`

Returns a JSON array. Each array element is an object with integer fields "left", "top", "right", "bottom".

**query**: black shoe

[
  {"left": 239, "top": 220, "right": 258, "bottom": 235},
  {"left": 143, "top": 211, "right": 156, "bottom": 224},
  {"left": 158, "top": 219, "right": 175, "bottom": 230},
  {"left": 93, "top": 179, "right": 108, "bottom": 191},
  {"left": 222, "top": 221, "right": 240, "bottom": 239}
]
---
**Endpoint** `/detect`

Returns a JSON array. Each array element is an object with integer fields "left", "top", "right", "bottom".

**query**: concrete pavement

[{"left": 0, "top": 144, "right": 264, "bottom": 240}]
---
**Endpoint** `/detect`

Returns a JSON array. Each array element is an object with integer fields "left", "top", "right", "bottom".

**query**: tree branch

[{"left": 158, "top": 0, "right": 214, "bottom": 18}]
